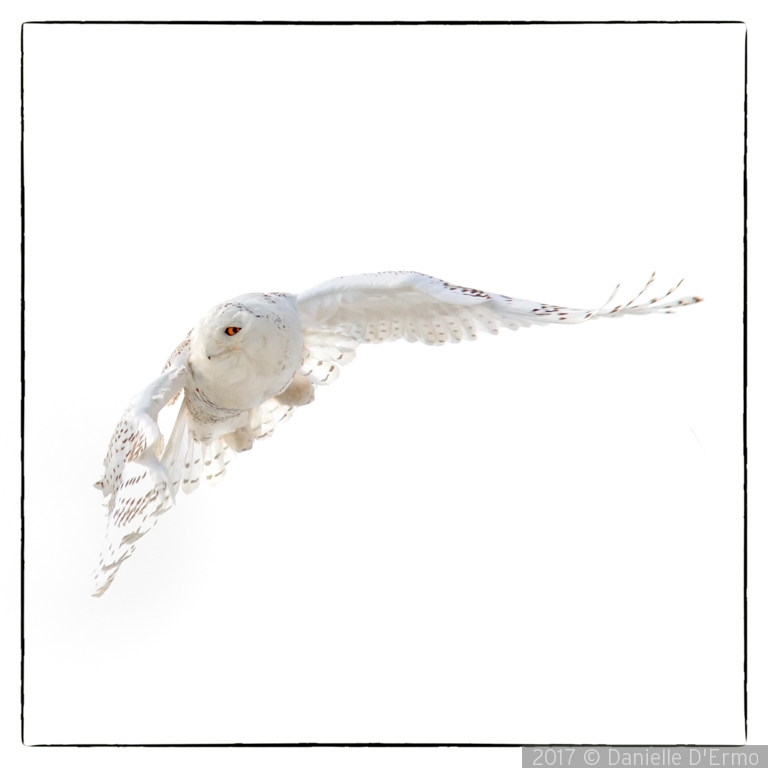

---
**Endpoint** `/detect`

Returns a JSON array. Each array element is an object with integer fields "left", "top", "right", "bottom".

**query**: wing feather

[
  {"left": 297, "top": 270, "right": 701, "bottom": 337},
  {"left": 251, "top": 398, "right": 296, "bottom": 441},
  {"left": 295, "top": 270, "right": 702, "bottom": 386},
  {"left": 92, "top": 364, "right": 188, "bottom": 597}
]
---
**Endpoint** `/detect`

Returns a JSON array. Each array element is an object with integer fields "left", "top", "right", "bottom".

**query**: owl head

[{"left": 196, "top": 301, "right": 271, "bottom": 362}]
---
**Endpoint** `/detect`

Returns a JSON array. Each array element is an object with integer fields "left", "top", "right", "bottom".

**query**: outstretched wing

[
  {"left": 92, "top": 364, "right": 188, "bottom": 597},
  {"left": 94, "top": 364, "right": 296, "bottom": 596},
  {"left": 295, "top": 270, "right": 702, "bottom": 385}
]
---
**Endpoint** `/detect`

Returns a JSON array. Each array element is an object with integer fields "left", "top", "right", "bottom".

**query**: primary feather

[{"left": 92, "top": 271, "right": 702, "bottom": 596}]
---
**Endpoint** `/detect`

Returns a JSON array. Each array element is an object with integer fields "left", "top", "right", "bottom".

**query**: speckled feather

[
  {"left": 92, "top": 365, "right": 187, "bottom": 596},
  {"left": 296, "top": 271, "right": 702, "bottom": 345},
  {"left": 93, "top": 271, "right": 702, "bottom": 596}
]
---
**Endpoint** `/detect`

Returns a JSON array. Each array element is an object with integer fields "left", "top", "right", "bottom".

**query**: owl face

[{"left": 199, "top": 303, "right": 267, "bottom": 361}]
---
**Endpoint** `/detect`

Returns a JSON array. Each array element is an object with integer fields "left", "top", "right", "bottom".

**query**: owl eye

[{"left": 225, "top": 327, "right": 241, "bottom": 336}]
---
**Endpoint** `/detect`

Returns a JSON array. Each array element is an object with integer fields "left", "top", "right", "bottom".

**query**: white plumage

[{"left": 92, "top": 270, "right": 702, "bottom": 596}]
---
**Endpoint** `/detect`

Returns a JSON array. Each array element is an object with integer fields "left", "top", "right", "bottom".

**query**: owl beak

[{"left": 206, "top": 345, "right": 235, "bottom": 360}]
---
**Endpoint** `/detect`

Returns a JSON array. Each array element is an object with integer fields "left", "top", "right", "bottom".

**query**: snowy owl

[{"left": 93, "top": 270, "right": 702, "bottom": 596}]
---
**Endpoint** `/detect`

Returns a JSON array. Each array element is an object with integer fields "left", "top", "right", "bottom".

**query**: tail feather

[
  {"left": 161, "top": 399, "right": 231, "bottom": 496},
  {"left": 181, "top": 435, "right": 202, "bottom": 494},
  {"left": 202, "top": 440, "right": 231, "bottom": 486}
]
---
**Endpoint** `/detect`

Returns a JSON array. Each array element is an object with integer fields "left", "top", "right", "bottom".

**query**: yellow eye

[{"left": 225, "top": 327, "right": 241, "bottom": 336}]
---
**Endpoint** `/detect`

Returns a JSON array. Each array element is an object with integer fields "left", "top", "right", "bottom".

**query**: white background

[
  {"left": 0, "top": 4, "right": 757, "bottom": 765},
  {"left": 20, "top": 21, "right": 743, "bottom": 746}
]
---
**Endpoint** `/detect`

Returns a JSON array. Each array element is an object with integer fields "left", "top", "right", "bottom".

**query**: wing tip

[{"left": 91, "top": 569, "right": 116, "bottom": 597}]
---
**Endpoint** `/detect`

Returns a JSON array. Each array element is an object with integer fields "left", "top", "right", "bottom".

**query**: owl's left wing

[
  {"left": 296, "top": 270, "right": 701, "bottom": 385},
  {"left": 92, "top": 364, "right": 188, "bottom": 597}
]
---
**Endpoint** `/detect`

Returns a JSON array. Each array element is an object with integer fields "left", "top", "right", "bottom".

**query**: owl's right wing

[{"left": 92, "top": 364, "right": 188, "bottom": 597}]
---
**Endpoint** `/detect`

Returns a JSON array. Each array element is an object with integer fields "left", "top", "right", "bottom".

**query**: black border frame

[{"left": 19, "top": 19, "right": 748, "bottom": 749}]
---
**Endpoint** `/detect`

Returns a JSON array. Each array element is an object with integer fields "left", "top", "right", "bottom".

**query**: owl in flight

[{"left": 92, "top": 270, "right": 701, "bottom": 595}]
